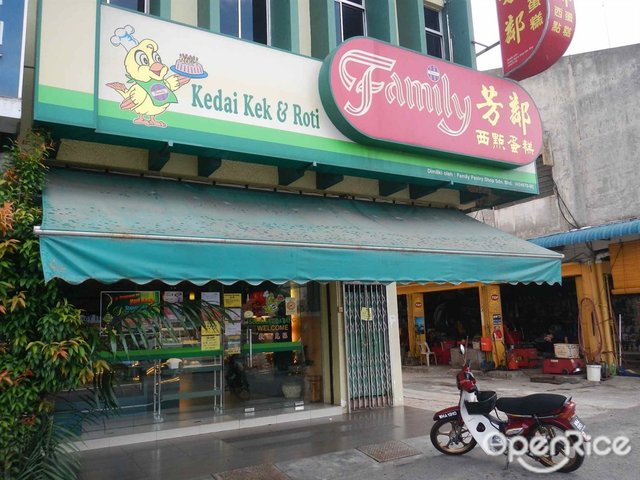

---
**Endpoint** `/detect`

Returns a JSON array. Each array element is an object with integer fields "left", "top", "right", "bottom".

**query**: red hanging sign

[{"left": 497, "top": 0, "right": 576, "bottom": 81}]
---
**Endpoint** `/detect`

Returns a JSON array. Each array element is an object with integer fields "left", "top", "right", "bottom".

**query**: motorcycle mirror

[{"left": 459, "top": 345, "right": 465, "bottom": 356}]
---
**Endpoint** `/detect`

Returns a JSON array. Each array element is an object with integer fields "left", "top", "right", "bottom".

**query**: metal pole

[
  {"left": 618, "top": 314, "right": 622, "bottom": 367},
  {"left": 32, "top": 227, "right": 559, "bottom": 259},
  {"left": 248, "top": 328, "right": 253, "bottom": 368}
]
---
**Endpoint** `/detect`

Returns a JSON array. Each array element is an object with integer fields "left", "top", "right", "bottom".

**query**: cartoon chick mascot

[{"left": 107, "top": 25, "right": 189, "bottom": 128}]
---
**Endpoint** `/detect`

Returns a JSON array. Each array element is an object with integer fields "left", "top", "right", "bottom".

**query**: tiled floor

[{"left": 79, "top": 406, "right": 432, "bottom": 480}]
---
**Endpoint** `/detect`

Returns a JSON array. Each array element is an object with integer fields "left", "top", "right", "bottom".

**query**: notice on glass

[
  {"left": 201, "top": 322, "right": 221, "bottom": 351},
  {"left": 360, "top": 307, "right": 373, "bottom": 321},
  {"left": 163, "top": 291, "right": 183, "bottom": 321},
  {"left": 225, "top": 308, "right": 242, "bottom": 354},
  {"left": 201, "top": 291, "right": 221, "bottom": 306},
  {"left": 201, "top": 333, "right": 221, "bottom": 351},
  {"left": 285, "top": 297, "right": 297, "bottom": 315},
  {"left": 223, "top": 293, "right": 242, "bottom": 308}
]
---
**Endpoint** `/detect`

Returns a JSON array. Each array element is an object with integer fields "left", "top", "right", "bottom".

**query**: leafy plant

[
  {"left": 0, "top": 132, "right": 232, "bottom": 478},
  {"left": 100, "top": 295, "right": 228, "bottom": 355},
  {"left": 0, "top": 133, "right": 111, "bottom": 478}
]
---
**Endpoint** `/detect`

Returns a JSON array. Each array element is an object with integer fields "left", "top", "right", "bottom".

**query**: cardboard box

[{"left": 553, "top": 343, "right": 580, "bottom": 359}]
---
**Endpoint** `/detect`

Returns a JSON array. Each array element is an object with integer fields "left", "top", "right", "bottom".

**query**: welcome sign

[{"left": 319, "top": 37, "right": 543, "bottom": 168}]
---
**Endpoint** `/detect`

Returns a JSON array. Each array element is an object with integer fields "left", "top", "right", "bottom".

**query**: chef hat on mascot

[{"left": 110, "top": 25, "right": 139, "bottom": 51}]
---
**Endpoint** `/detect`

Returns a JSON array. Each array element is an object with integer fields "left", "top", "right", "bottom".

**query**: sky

[{"left": 470, "top": 0, "right": 640, "bottom": 71}]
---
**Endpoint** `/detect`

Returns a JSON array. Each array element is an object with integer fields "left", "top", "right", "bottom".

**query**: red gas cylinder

[
  {"left": 480, "top": 337, "right": 492, "bottom": 352},
  {"left": 507, "top": 352, "right": 519, "bottom": 370}
]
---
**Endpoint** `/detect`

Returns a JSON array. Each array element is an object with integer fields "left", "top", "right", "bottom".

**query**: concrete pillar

[
  {"left": 328, "top": 282, "right": 347, "bottom": 407},
  {"left": 386, "top": 283, "right": 404, "bottom": 406}
]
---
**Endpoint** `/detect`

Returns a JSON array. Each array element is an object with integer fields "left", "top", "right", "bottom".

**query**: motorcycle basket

[{"left": 465, "top": 390, "right": 497, "bottom": 415}]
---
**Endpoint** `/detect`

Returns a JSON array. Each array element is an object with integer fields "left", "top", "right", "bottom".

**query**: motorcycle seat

[{"left": 495, "top": 393, "right": 568, "bottom": 416}]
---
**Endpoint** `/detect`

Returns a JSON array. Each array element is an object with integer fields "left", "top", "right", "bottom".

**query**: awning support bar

[{"left": 33, "top": 226, "right": 562, "bottom": 259}]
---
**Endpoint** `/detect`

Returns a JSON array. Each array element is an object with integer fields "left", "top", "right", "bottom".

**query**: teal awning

[{"left": 37, "top": 169, "right": 562, "bottom": 285}]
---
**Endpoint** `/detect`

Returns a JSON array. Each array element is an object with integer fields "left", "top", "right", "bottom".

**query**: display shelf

[
  {"left": 242, "top": 341, "right": 302, "bottom": 353},
  {"left": 100, "top": 346, "right": 223, "bottom": 361},
  {"left": 162, "top": 388, "right": 224, "bottom": 402}
]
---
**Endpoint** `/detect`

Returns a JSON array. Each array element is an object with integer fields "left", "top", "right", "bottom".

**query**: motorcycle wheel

[
  {"left": 430, "top": 417, "right": 477, "bottom": 455},
  {"left": 526, "top": 423, "right": 585, "bottom": 473}
]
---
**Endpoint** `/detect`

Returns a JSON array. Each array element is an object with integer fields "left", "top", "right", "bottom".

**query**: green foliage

[
  {"left": 0, "top": 132, "right": 106, "bottom": 478},
  {"left": 0, "top": 132, "right": 232, "bottom": 478},
  {"left": 102, "top": 298, "right": 230, "bottom": 356}
]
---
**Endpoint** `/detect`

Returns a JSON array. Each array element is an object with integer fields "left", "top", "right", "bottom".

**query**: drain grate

[
  {"left": 357, "top": 440, "right": 422, "bottom": 463},
  {"left": 213, "top": 463, "right": 290, "bottom": 480}
]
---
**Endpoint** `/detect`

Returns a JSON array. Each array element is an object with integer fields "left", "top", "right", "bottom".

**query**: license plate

[{"left": 570, "top": 415, "right": 586, "bottom": 432}]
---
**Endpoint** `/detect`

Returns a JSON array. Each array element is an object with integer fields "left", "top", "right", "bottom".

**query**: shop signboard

[
  {"left": 319, "top": 37, "right": 542, "bottom": 169},
  {"left": 0, "top": 0, "right": 27, "bottom": 130},
  {"left": 497, "top": 0, "right": 575, "bottom": 81},
  {"left": 0, "top": 0, "right": 27, "bottom": 98},
  {"left": 34, "top": 1, "right": 541, "bottom": 196}
]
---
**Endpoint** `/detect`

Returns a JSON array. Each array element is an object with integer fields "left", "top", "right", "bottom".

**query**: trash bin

[
  {"left": 586, "top": 364, "right": 601, "bottom": 382},
  {"left": 307, "top": 375, "right": 322, "bottom": 402}
]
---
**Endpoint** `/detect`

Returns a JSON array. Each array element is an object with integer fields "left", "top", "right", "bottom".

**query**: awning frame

[{"left": 34, "top": 227, "right": 558, "bottom": 260}]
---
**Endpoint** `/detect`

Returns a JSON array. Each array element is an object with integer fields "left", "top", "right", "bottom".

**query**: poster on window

[
  {"left": 201, "top": 291, "right": 221, "bottom": 306},
  {"left": 201, "top": 321, "right": 221, "bottom": 351},
  {"left": 198, "top": 291, "right": 220, "bottom": 351},
  {"left": 163, "top": 291, "right": 183, "bottom": 321},
  {"left": 100, "top": 291, "right": 160, "bottom": 335},
  {"left": 415, "top": 316, "right": 425, "bottom": 335},
  {"left": 223, "top": 293, "right": 242, "bottom": 308},
  {"left": 285, "top": 297, "right": 297, "bottom": 315},
  {"left": 224, "top": 308, "right": 242, "bottom": 354}
]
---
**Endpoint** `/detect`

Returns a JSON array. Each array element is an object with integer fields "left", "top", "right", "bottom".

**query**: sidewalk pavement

[{"left": 79, "top": 366, "right": 640, "bottom": 480}]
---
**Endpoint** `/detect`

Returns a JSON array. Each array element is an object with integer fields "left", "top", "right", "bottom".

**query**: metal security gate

[{"left": 343, "top": 283, "right": 393, "bottom": 411}]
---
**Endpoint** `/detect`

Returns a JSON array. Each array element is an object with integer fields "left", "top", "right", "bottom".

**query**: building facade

[
  {"left": 10, "top": 0, "right": 564, "bottom": 448},
  {"left": 479, "top": 44, "right": 640, "bottom": 369}
]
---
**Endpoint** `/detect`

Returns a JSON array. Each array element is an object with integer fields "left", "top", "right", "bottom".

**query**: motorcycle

[{"left": 430, "top": 345, "right": 589, "bottom": 473}]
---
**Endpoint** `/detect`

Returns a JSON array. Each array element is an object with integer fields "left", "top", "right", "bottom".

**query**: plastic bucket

[{"left": 586, "top": 364, "right": 601, "bottom": 382}]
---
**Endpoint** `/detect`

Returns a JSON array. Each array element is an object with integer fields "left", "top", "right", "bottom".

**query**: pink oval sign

[{"left": 319, "top": 37, "right": 542, "bottom": 168}]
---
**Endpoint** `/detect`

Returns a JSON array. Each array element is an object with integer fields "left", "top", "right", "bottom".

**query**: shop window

[
  {"left": 105, "top": 0, "right": 149, "bottom": 13},
  {"left": 335, "top": 0, "right": 366, "bottom": 43},
  {"left": 424, "top": 5, "right": 444, "bottom": 59},
  {"left": 57, "top": 279, "right": 327, "bottom": 429},
  {"left": 220, "top": 0, "right": 270, "bottom": 45}
]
